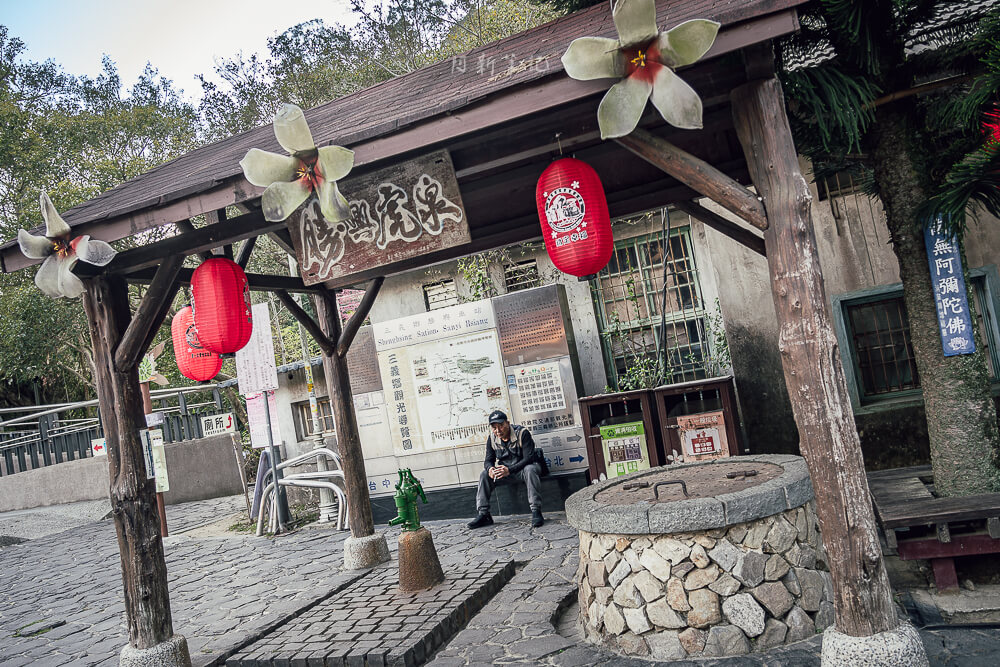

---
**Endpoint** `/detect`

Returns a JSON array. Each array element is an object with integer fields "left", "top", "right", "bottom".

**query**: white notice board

[
  {"left": 247, "top": 392, "right": 281, "bottom": 449},
  {"left": 236, "top": 302, "right": 279, "bottom": 396}
]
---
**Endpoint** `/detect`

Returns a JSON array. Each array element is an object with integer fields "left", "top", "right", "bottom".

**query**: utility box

[
  {"left": 653, "top": 376, "right": 743, "bottom": 462},
  {"left": 579, "top": 390, "right": 664, "bottom": 480}
]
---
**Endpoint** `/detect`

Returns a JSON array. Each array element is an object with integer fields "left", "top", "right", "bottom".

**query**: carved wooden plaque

[{"left": 288, "top": 149, "right": 470, "bottom": 285}]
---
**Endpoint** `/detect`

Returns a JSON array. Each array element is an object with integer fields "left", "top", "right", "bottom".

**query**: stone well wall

[{"left": 576, "top": 500, "right": 833, "bottom": 659}]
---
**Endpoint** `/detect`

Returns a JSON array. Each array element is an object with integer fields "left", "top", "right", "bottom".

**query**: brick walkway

[{"left": 1, "top": 497, "right": 999, "bottom": 666}]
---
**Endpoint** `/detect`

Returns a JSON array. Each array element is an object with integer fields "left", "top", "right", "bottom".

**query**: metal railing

[{"left": 0, "top": 385, "right": 227, "bottom": 477}]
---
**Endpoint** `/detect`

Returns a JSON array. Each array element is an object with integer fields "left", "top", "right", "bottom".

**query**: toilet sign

[{"left": 201, "top": 412, "right": 236, "bottom": 438}]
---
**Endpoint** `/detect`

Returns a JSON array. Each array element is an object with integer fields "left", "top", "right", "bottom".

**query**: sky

[{"left": 2, "top": 0, "right": 357, "bottom": 101}]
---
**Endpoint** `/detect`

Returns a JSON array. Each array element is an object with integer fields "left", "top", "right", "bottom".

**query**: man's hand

[{"left": 490, "top": 465, "right": 510, "bottom": 480}]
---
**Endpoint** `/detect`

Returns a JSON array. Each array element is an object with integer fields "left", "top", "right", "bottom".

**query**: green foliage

[{"left": 783, "top": 64, "right": 879, "bottom": 154}]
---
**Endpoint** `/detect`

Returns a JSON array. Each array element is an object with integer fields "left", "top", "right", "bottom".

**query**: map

[{"left": 378, "top": 329, "right": 510, "bottom": 454}]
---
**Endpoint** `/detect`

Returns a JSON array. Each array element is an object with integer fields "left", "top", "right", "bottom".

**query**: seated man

[{"left": 468, "top": 410, "right": 544, "bottom": 529}]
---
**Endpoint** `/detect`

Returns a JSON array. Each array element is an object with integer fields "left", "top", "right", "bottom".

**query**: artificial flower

[
  {"left": 561, "top": 0, "right": 720, "bottom": 139},
  {"left": 240, "top": 103, "right": 355, "bottom": 223},
  {"left": 17, "top": 193, "right": 116, "bottom": 299}
]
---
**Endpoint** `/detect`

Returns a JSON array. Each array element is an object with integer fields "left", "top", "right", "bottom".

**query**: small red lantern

[
  {"left": 191, "top": 257, "right": 253, "bottom": 354},
  {"left": 171, "top": 306, "right": 222, "bottom": 382},
  {"left": 536, "top": 157, "right": 613, "bottom": 277}
]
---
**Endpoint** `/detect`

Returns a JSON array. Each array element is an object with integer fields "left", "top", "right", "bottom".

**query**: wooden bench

[{"left": 867, "top": 465, "right": 1000, "bottom": 590}]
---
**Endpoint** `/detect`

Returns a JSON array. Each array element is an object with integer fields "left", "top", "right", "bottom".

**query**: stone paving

[
  {"left": 1, "top": 496, "right": 1000, "bottom": 666},
  {"left": 229, "top": 561, "right": 515, "bottom": 666}
]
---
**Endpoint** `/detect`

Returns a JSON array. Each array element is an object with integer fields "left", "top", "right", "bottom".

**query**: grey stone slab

[
  {"left": 718, "top": 483, "right": 787, "bottom": 526},
  {"left": 648, "top": 497, "right": 726, "bottom": 533}
]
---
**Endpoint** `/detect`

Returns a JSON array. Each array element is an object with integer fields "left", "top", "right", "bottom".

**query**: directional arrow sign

[
  {"left": 570, "top": 455, "right": 584, "bottom": 463},
  {"left": 567, "top": 434, "right": 582, "bottom": 443}
]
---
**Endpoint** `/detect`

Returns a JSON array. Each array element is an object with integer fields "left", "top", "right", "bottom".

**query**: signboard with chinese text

[
  {"left": 289, "top": 149, "right": 471, "bottom": 286},
  {"left": 201, "top": 413, "right": 236, "bottom": 438},
  {"left": 139, "top": 428, "right": 168, "bottom": 491},
  {"left": 925, "top": 221, "right": 975, "bottom": 356},
  {"left": 246, "top": 392, "right": 281, "bottom": 449},
  {"left": 236, "top": 302, "right": 280, "bottom": 395},
  {"left": 677, "top": 411, "right": 729, "bottom": 461},
  {"left": 507, "top": 356, "right": 581, "bottom": 435},
  {"left": 599, "top": 421, "right": 651, "bottom": 478}
]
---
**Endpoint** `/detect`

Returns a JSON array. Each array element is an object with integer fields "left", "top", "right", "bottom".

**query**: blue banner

[{"left": 924, "top": 220, "right": 975, "bottom": 357}]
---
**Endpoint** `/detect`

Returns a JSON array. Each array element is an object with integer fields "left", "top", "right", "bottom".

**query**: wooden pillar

[
  {"left": 82, "top": 275, "right": 176, "bottom": 648},
  {"left": 314, "top": 291, "right": 376, "bottom": 538},
  {"left": 730, "top": 78, "right": 898, "bottom": 637}
]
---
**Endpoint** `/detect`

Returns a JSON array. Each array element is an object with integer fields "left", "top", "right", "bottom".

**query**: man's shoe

[
  {"left": 467, "top": 513, "right": 494, "bottom": 529},
  {"left": 531, "top": 509, "right": 544, "bottom": 528}
]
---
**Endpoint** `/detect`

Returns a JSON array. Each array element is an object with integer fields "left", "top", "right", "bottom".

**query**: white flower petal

[
  {"left": 317, "top": 180, "right": 351, "bottom": 223},
  {"left": 261, "top": 180, "right": 311, "bottom": 222},
  {"left": 562, "top": 37, "right": 624, "bottom": 81},
  {"left": 613, "top": 0, "right": 659, "bottom": 49},
  {"left": 39, "top": 192, "right": 71, "bottom": 238},
  {"left": 650, "top": 66, "right": 704, "bottom": 130},
  {"left": 35, "top": 255, "right": 64, "bottom": 298},
  {"left": 658, "top": 19, "right": 720, "bottom": 67},
  {"left": 597, "top": 75, "right": 653, "bottom": 139},
  {"left": 18, "top": 229, "right": 53, "bottom": 259},
  {"left": 240, "top": 149, "right": 298, "bottom": 187},
  {"left": 273, "top": 103, "right": 315, "bottom": 154},
  {"left": 57, "top": 257, "right": 85, "bottom": 298},
  {"left": 75, "top": 236, "right": 116, "bottom": 266},
  {"left": 317, "top": 145, "right": 355, "bottom": 182}
]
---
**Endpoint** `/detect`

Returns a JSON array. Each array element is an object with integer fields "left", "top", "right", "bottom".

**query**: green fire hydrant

[{"left": 388, "top": 469, "right": 427, "bottom": 531}]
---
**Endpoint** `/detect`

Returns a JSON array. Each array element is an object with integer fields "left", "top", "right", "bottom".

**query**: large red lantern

[
  {"left": 171, "top": 306, "right": 222, "bottom": 382},
  {"left": 536, "top": 157, "right": 613, "bottom": 277},
  {"left": 191, "top": 257, "right": 253, "bottom": 354}
]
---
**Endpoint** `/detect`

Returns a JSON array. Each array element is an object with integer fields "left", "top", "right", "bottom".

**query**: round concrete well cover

[{"left": 595, "top": 461, "right": 783, "bottom": 505}]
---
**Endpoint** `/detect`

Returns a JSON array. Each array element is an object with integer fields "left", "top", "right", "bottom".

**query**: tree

[{"left": 778, "top": 2, "right": 1000, "bottom": 496}]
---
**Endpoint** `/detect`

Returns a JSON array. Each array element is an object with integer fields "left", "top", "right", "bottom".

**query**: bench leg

[{"left": 931, "top": 557, "right": 959, "bottom": 591}]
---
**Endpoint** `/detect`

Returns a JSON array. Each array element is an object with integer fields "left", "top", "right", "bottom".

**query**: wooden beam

[
  {"left": 336, "top": 277, "right": 384, "bottom": 358},
  {"left": 204, "top": 208, "right": 234, "bottom": 259},
  {"left": 82, "top": 275, "right": 177, "bottom": 650},
  {"left": 114, "top": 255, "right": 184, "bottom": 371},
  {"left": 315, "top": 291, "right": 381, "bottom": 543},
  {"left": 175, "top": 220, "right": 212, "bottom": 261},
  {"left": 674, "top": 200, "right": 766, "bottom": 257},
  {"left": 732, "top": 77, "right": 898, "bottom": 637},
  {"left": 235, "top": 236, "right": 257, "bottom": 268},
  {"left": 269, "top": 229, "right": 296, "bottom": 257},
  {"left": 124, "top": 266, "right": 326, "bottom": 294},
  {"left": 274, "top": 290, "right": 335, "bottom": 356},
  {"left": 76, "top": 210, "right": 284, "bottom": 277},
  {"left": 616, "top": 128, "right": 768, "bottom": 231}
]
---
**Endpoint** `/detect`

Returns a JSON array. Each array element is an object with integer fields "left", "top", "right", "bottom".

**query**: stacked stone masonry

[{"left": 576, "top": 501, "right": 833, "bottom": 660}]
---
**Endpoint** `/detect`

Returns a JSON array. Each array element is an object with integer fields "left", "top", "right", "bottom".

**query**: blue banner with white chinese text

[{"left": 924, "top": 220, "right": 975, "bottom": 356}]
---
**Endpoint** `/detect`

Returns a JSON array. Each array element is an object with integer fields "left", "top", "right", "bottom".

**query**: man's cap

[{"left": 488, "top": 410, "right": 508, "bottom": 424}]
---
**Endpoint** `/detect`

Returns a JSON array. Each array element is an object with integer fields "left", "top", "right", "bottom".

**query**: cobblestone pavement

[
  {"left": 2, "top": 498, "right": 999, "bottom": 667},
  {"left": 0, "top": 499, "right": 112, "bottom": 545}
]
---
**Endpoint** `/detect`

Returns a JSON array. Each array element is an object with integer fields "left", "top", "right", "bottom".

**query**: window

[
  {"left": 833, "top": 267, "right": 1000, "bottom": 410},
  {"left": 423, "top": 280, "right": 458, "bottom": 310},
  {"left": 504, "top": 259, "right": 541, "bottom": 293},
  {"left": 591, "top": 223, "right": 713, "bottom": 388},
  {"left": 293, "top": 399, "right": 335, "bottom": 440}
]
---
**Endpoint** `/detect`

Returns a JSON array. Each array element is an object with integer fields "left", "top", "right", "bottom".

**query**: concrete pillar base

[
  {"left": 821, "top": 622, "right": 928, "bottom": 667},
  {"left": 120, "top": 635, "right": 191, "bottom": 667},
  {"left": 398, "top": 527, "right": 445, "bottom": 592},
  {"left": 343, "top": 532, "right": 390, "bottom": 570}
]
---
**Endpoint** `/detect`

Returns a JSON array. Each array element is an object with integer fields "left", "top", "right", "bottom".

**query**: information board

[
  {"left": 246, "top": 392, "right": 281, "bottom": 449},
  {"left": 677, "top": 411, "right": 729, "bottom": 460},
  {"left": 600, "top": 421, "right": 651, "bottom": 478},
  {"left": 236, "top": 302, "right": 279, "bottom": 396}
]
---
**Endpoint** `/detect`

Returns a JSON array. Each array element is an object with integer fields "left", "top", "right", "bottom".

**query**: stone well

[{"left": 565, "top": 455, "right": 832, "bottom": 660}]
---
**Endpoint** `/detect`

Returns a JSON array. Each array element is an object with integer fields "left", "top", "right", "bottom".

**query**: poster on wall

[
  {"left": 247, "top": 392, "right": 281, "bottom": 449},
  {"left": 677, "top": 411, "right": 729, "bottom": 460},
  {"left": 600, "top": 421, "right": 651, "bottom": 478},
  {"left": 507, "top": 356, "right": 580, "bottom": 435}
]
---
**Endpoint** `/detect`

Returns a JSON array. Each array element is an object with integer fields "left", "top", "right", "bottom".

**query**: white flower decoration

[
  {"left": 17, "top": 193, "right": 116, "bottom": 299},
  {"left": 240, "top": 103, "right": 355, "bottom": 223},
  {"left": 561, "top": 0, "right": 720, "bottom": 139}
]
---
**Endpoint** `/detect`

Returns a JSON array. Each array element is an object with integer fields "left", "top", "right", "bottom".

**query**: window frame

[{"left": 832, "top": 264, "right": 1000, "bottom": 414}]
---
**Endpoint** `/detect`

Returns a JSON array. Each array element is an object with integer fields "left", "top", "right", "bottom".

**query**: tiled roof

[{"left": 16, "top": 0, "right": 804, "bottom": 236}]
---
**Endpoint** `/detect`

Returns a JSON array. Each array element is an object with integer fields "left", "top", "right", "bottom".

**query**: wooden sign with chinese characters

[
  {"left": 289, "top": 149, "right": 471, "bottom": 285},
  {"left": 924, "top": 221, "right": 975, "bottom": 356}
]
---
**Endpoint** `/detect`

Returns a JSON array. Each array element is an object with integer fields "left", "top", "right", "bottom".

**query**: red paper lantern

[
  {"left": 536, "top": 158, "right": 613, "bottom": 277},
  {"left": 191, "top": 257, "right": 253, "bottom": 354},
  {"left": 171, "top": 306, "right": 222, "bottom": 382}
]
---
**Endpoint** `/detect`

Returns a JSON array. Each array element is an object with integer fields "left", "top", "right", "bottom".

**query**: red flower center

[
  {"left": 295, "top": 154, "right": 322, "bottom": 191},
  {"left": 623, "top": 39, "right": 663, "bottom": 83}
]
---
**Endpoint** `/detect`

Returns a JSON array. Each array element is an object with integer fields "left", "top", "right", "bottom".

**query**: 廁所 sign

[
  {"left": 201, "top": 412, "right": 236, "bottom": 438},
  {"left": 289, "top": 149, "right": 471, "bottom": 286}
]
